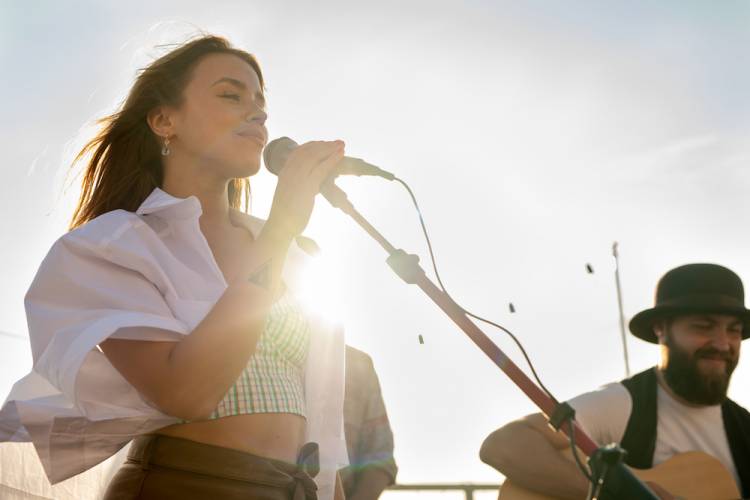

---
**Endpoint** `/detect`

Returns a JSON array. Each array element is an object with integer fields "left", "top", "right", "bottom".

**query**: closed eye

[{"left": 220, "top": 93, "right": 241, "bottom": 101}]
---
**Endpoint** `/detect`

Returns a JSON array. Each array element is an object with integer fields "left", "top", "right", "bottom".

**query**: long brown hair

[{"left": 69, "top": 35, "right": 264, "bottom": 230}]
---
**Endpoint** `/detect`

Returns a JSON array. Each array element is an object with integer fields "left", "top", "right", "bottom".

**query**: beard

[{"left": 663, "top": 331, "right": 738, "bottom": 405}]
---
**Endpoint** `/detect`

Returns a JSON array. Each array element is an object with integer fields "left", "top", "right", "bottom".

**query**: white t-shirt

[{"left": 567, "top": 379, "right": 741, "bottom": 490}]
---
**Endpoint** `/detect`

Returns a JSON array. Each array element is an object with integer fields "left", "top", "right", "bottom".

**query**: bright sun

[{"left": 291, "top": 249, "right": 347, "bottom": 325}]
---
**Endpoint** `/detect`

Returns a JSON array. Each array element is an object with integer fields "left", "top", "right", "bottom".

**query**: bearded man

[{"left": 479, "top": 263, "right": 750, "bottom": 499}]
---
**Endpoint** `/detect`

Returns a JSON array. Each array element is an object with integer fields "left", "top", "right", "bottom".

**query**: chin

[{"left": 228, "top": 158, "right": 262, "bottom": 178}]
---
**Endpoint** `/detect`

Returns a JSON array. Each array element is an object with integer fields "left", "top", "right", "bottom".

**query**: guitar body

[{"left": 497, "top": 451, "right": 740, "bottom": 500}]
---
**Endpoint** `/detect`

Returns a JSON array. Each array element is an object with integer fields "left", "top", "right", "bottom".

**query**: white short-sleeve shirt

[
  {"left": 0, "top": 188, "right": 348, "bottom": 499},
  {"left": 568, "top": 377, "right": 740, "bottom": 491}
]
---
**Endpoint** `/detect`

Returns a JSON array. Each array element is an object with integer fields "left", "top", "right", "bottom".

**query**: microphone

[{"left": 263, "top": 137, "right": 395, "bottom": 181}]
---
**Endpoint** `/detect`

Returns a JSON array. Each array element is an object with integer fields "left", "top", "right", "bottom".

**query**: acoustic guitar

[{"left": 497, "top": 451, "right": 740, "bottom": 500}]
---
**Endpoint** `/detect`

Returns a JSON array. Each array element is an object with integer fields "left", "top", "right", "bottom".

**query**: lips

[
  {"left": 699, "top": 357, "right": 727, "bottom": 364},
  {"left": 696, "top": 352, "right": 733, "bottom": 373},
  {"left": 236, "top": 128, "right": 267, "bottom": 146},
  {"left": 697, "top": 350, "right": 731, "bottom": 362}
]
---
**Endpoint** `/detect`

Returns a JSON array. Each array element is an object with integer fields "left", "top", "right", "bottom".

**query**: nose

[
  {"left": 710, "top": 327, "right": 733, "bottom": 351},
  {"left": 245, "top": 108, "right": 267, "bottom": 126}
]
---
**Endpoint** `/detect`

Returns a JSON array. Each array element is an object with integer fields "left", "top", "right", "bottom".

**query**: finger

[
  {"left": 309, "top": 148, "right": 345, "bottom": 184},
  {"left": 295, "top": 140, "right": 344, "bottom": 167},
  {"left": 305, "top": 141, "right": 344, "bottom": 178}
]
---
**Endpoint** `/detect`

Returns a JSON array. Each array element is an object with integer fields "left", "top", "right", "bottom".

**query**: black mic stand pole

[{"left": 320, "top": 180, "right": 659, "bottom": 500}]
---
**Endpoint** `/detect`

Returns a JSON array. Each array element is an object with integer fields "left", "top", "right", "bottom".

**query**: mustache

[{"left": 694, "top": 347, "right": 735, "bottom": 363}]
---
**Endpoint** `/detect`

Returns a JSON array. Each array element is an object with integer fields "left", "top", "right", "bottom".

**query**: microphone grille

[{"left": 263, "top": 136, "right": 297, "bottom": 175}]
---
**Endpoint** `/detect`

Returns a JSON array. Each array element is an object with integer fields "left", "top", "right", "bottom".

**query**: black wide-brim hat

[{"left": 629, "top": 263, "right": 750, "bottom": 343}]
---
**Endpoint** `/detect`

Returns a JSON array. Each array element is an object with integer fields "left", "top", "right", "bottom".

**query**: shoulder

[
  {"left": 58, "top": 209, "right": 147, "bottom": 253},
  {"left": 32, "top": 210, "right": 158, "bottom": 288},
  {"left": 568, "top": 382, "right": 632, "bottom": 413},
  {"left": 345, "top": 345, "right": 372, "bottom": 363},
  {"left": 566, "top": 382, "right": 633, "bottom": 445},
  {"left": 725, "top": 398, "right": 750, "bottom": 418},
  {"left": 345, "top": 346, "right": 375, "bottom": 373}
]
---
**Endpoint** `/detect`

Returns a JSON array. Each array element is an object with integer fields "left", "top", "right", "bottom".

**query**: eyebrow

[
  {"left": 693, "top": 316, "right": 716, "bottom": 322},
  {"left": 692, "top": 315, "right": 743, "bottom": 327},
  {"left": 211, "top": 77, "right": 247, "bottom": 89},
  {"left": 211, "top": 77, "right": 266, "bottom": 106}
]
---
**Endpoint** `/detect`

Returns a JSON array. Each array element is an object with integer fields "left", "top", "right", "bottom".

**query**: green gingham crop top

[{"left": 209, "top": 290, "right": 311, "bottom": 419}]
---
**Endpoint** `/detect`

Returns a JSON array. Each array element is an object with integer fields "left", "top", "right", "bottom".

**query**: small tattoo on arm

[{"left": 247, "top": 260, "right": 272, "bottom": 290}]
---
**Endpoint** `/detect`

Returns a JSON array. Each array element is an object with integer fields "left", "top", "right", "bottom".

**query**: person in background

[
  {"left": 479, "top": 263, "right": 750, "bottom": 499},
  {"left": 340, "top": 346, "right": 398, "bottom": 500}
]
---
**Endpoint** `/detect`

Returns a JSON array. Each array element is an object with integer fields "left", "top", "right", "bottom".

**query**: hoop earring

[{"left": 161, "top": 136, "right": 171, "bottom": 156}]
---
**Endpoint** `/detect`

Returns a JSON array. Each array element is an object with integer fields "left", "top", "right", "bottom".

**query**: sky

[{"left": 1, "top": 0, "right": 749, "bottom": 492}]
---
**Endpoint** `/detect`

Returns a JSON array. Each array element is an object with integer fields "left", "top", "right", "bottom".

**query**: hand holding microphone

[
  {"left": 262, "top": 137, "right": 395, "bottom": 240},
  {"left": 264, "top": 137, "right": 395, "bottom": 180},
  {"left": 264, "top": 139, "right": 345, "bottom": 240}
]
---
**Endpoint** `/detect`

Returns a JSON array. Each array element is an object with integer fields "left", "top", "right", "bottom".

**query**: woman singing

[{"left": 0, "top": 35, "right": 349, "bottom": 499}]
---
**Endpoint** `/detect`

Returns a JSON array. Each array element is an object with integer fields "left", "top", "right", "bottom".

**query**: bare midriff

[
  {"left": 155, "top": 216, "right": 307, "bottom": 463},
  {"left": 156, "top": 413, "right": 306, "bottom": 463}
]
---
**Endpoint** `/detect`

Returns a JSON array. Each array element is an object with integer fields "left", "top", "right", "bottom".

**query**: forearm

[
  {"left": 102, "top": 143, "right": 346, "bottom": 420},
  {"left": 480, "top": 423, "right": 589, "bottom": 499},
  {"left": 162, "top": 226, "right": 293, "bottom": 418}
]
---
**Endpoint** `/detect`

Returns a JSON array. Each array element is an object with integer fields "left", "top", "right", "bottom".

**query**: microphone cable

[
  {"left": 393, "top": 176, "right": 556, "bottom": 401},
  {"left": 393, "top": 175, "right": 595, "bottom": 485}
]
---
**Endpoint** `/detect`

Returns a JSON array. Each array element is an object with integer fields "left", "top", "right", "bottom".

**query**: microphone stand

[
  {"left": 320, "top": 180, "right": 659, "bottom": 500},
  {"left": 612, "top": 242, "right": 631, "bottom": 378}
]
